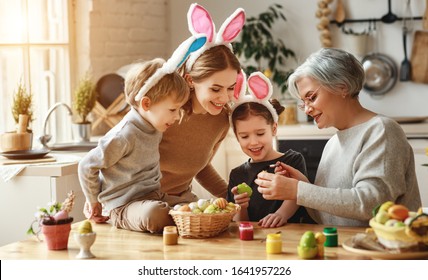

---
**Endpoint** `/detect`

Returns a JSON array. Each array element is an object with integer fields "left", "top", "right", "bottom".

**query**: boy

[{"left": 78, "top": 36, "right": 206, "bottom": 233}]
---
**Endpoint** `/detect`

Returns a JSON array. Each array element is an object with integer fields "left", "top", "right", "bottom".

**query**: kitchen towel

[{"left": 0, "top": 154, "right": 82, "bottom": 182}]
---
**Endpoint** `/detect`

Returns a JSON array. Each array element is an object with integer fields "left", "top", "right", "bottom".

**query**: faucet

[{"left": 39, "top": 102, "right": 73, "bottom": 147}]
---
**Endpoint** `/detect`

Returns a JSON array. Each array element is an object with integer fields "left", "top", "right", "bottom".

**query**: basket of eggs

[
  {"left": 370, "top": 201, "right": 428, "bottom": 251},
  {"left": 169, "top": 197, "right": 240, "bottom": 238}
]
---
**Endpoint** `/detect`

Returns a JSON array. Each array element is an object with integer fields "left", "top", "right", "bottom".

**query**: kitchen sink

[{"left": 47, "top": 142, "right": 98, "bottom": 152}]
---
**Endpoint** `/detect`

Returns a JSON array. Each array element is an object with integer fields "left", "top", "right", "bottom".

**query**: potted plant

[
  {"left": 232, "top": 4, "right": 296, "bottom": 95},
  {"left": 27, "top": 191, "right": 75, "bottom": 250},
  {"left": 0, "top": 80, "right": 34, "bottom": 152},
  {"left": 12, "top": 80, "right": 35, "bottom": 131},
  {"left": 72, "top": 73, "right": 97, "bottom": 142}
]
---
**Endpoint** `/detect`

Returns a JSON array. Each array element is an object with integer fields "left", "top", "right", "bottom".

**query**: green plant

[
  {"left": 27, "top": 191, "right": 75, "bottom": 239},
  {"left": 73, "top": 74, "right": 97, "bottom": 123},
  {"left": 12, "top": 80, "right": 34, "bottom": 129},
  {"left": 232, "top": 4, "right": 296, "bottom": 94}
]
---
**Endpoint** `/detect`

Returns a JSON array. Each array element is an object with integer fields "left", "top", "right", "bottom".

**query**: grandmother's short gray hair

[{"left": 288, "top": 48, "right": 365, "bottom": 99}]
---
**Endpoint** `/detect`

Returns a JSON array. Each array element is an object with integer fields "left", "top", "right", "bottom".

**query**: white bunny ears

[
  {"left": 134, "top": 34, "right": 207, "bottom": 101},
  {"left": 185, "top": 3, "right": 245, "bottom": 72},
  {"left": 231, "top": 71, "right": 278, "bottom": 123}
]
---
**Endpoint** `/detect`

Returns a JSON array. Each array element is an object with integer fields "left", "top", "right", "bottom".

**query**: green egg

[{"left": 237, "top": 182, "right": 253, "bottom": 197}]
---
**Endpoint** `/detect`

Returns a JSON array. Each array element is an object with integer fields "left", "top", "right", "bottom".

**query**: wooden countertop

[{"left": 0, "top": 221, "right": 370, "bottom": 260}]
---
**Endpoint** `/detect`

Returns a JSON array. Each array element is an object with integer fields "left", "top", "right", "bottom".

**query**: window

[{"left": 0, "top": 0, "right": 72, "bottom": 144}]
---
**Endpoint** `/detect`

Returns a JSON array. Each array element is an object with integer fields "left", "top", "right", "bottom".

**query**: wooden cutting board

[
  {"left": 410, "top": 31, "right": 428, "bottom": 84},
  {"left": 0, "top": 156, "right": 56, "bottom": 165}
]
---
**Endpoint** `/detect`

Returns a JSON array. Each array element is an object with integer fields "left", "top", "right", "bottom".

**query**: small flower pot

[
  {"left": 72, "top": 123, "right": 92, "bottom": 142},
  {"left": 41, "top": 223, "right": 71, "bottom": 250}
]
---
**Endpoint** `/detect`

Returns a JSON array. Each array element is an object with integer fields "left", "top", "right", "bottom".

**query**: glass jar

[
  {"left": 279, "top": 99, "right": 298, "bottom": 125},
  {"left": 323, "top": 227, "right": 338, "bottom": 247},
  {"left": 266, "top": 233, "right": 282, "bottom": 254},
  {"left": 163, "top": 226, "right": 178, "bottom": 245},
  {"left": 239, "top": 222, "right": 254, "bottom": 240}
]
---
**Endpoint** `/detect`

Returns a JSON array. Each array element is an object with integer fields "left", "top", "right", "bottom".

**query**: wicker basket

[{"left": 169, "top": 205, "right": 240, "bottom": 238}]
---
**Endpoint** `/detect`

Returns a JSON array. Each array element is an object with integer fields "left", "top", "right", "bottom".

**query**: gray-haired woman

[{"left": 255, "top": 48, "right": 421, "bottom": 227}]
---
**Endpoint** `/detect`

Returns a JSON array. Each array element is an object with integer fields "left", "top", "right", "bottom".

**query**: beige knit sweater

[{"left": 159, "top": 109, "right": 230, "bottom": 198}]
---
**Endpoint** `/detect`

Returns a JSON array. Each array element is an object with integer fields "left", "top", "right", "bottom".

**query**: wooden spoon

[{"left": 335, "top": 0, "right": 345, "bottom": 23}]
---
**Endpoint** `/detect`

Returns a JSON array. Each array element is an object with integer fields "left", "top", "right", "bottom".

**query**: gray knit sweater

[
  {"left": 297, "top": 115, "right": 421, "bottom": 226},
  {"left": 78, "top": 108, "right": 162, "bottom": 212}
]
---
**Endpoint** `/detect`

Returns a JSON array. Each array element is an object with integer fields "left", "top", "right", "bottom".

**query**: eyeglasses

[{"left": 297, "top": 86, "right": 321, "bottom": 111}]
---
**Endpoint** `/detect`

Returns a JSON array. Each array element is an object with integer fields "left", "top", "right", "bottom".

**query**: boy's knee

[{"left": 144, "top": 201, "right": 174, "bottom": 233}]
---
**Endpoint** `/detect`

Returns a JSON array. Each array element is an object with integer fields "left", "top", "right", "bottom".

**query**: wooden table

[{"left": 0, "top": 221, "right": 370, "bottom": 260}]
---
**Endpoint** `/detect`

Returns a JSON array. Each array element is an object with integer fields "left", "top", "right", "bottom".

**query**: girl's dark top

[{"left": 227, "top": 150, "right": 315, "bottom": 224}]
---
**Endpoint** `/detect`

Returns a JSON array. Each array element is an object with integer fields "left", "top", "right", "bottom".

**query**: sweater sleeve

[
  {"left": 194, "top": 127, "right": 229, "bottom": 198},
  {"left": 78, "top": 134, "right": 130, "bottom": 204},
  {"left": 297, "top": 119, "right": 419, "bottom": 223}
]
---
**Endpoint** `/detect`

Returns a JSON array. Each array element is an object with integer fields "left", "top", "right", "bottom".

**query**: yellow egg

[{"left": 78, "top": 220, "right": 93, "bottom": 234}]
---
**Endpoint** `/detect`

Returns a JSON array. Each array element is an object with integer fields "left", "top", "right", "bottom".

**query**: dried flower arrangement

[
  {"left": 12, "top": 80, "right": 34, "bottom": 131},
  {"left": 73, "top": 74, "right": 97, "bottom": 124}
]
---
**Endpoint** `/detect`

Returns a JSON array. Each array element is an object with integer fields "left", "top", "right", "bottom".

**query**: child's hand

[
  {"left": 231, "top": 186, "right": 250, "bottom": 209},
  {"left": 84, "top": 201, "right": 109, "bottom": 223},
  {"left": 258, "top": 212, "right": 287, "bottom": 228}
]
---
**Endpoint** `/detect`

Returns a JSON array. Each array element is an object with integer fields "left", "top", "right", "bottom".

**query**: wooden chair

[{"left": 91, "top": 73, "right": 129, "bottom": 135}]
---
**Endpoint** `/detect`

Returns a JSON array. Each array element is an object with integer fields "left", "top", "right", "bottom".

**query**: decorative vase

[
  {"left": 0, "top": 131, "right": 32, "bottom": 152},
  {"left": 74, "top": 232, "right": 96, "bottom": 259},
  {"left": 0, "top": 113, "right": 32, "bottom": 152},
  {"left": 41, "top": 223, "right": 71, "bottom": 250}
]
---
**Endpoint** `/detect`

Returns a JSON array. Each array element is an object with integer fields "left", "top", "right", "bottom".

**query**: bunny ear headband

[
  {"left": 185, "top": 3, "right": 245, "bottom": 72},
  {"left": 134, "top": 34, "right": 207, "bottom": 101},
  {"left": 231, "top": 70, "right": 278, "bottom": 123}
]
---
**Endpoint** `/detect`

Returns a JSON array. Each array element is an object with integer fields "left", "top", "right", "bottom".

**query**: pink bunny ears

[
  {"left": 231, "top": 71, "right": 278, "bottom": 123},
  {"left": 185, "top": 3, "right": 245, "bottom": 72},
  {"left": 135, "top": 34, "right": 207, "bottom": 101}
]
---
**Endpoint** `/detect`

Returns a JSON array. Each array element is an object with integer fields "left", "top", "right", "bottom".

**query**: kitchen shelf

[
  {"left": 330, "top": 0, "right": 424, "bottom": 27},
  {"left": 330, "top": 16, "right": 423, "bottom": 27}
]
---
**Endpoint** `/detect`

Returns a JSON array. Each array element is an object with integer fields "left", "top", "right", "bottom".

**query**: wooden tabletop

[{"left": 0, "top": 221, "right": 371, "bottom": 260}]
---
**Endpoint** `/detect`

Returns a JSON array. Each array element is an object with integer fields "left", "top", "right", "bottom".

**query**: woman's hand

[
  {"left": 255, "top": 171, "right": 299, "bottom": 201},
  {"left": 84, "top": 201, "right": 109, "bottom": 223},
  {"left": 258, "top": 212, "right": 287, "bottom": 228},
  {"left": 231, "top": 186, "right": 250, "bottom": 209},
  {"left": 274, "top": 162, "right": 309, "bottom": 183}
]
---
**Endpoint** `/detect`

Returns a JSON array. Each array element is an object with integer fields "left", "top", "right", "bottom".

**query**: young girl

[
  {"left": 78, "top": 36, "right": 206, "bottom": 233},
  {"left": 227, "top": 72, "right": 312, "bottom": 228},
  {"left": 159, "top": 4, "right": 245, "bottom": 204}
]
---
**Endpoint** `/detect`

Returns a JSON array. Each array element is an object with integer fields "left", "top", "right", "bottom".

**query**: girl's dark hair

[{"left": 231, "top": 99, "right": 284, "bottom": 133}]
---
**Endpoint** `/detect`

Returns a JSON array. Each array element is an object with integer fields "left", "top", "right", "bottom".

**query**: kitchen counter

[
  {"left": 0, "top": 153, "right": 86, "bottom": 247},
  {"left": 0, "top": 221, "right": 373, "bottom": 260}
]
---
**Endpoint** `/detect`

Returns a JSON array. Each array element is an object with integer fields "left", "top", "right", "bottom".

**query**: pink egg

[{"left": 54, "top": 210, "right": 69, "bottom": 221}]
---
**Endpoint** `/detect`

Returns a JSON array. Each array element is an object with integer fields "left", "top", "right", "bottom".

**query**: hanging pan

[{"left": 361, "top": 21, "right": 397, "bottom": 96}]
